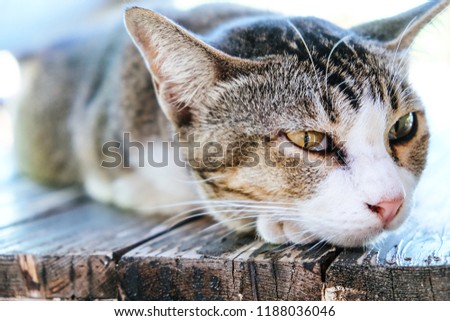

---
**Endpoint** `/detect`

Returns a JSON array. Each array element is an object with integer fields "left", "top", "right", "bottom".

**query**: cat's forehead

[
  {"left": 214, "top": 56, "right": 414, "bottom": 132},
  {"left": 208, "top": 16, "right": 417, "bottom": 132},
  {"left": 210, "top": 16, "right": 364, "bottom": 60}
]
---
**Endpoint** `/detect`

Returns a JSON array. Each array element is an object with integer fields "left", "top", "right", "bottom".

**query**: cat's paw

[{"left": 84, "top": 175, "right": 113, "bottom": 204}]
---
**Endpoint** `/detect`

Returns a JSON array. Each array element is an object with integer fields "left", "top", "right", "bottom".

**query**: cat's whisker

[
  {"left": 135, "top": 198, "right": 296, "bottom": 212},
  {"left": 160, "top": 208, "right": 291, "bottom": 231},
  {"left": 389, "top": 38, "right": 416, "bottom": 90},
  {"left": 388, "top": 17, "right": 419, "bottom": 74},
  {"left": 325, "top": 35, "right": 351, "bottom": 98},
  {"left": 261, "top": 242, "right": 296, "bottom": 254},
  {"left": 197, "top": 217, "right": 259, "bottom": 235},
  {"left": 166, "top": 209, "right": 296, "bottom": 227},
  {"left": 188, "top": 211, "right": 318, "bottom": 237},
  {"left": 304, "top": 240, "right": 328, "bottom": 253},
  {"left": 287, "top": 20, "right": 323, "bottom": 97},
  {"left": 171, "top": 174, "right": 227, "bottom": 184},
  {"left": 279, "top": 228, "right": 319, "bottom": 244},
  {"left": 154, "top": 205, "right": 266, "bottom": 227},
  {"left": 214, "top": 221, "right": 258, "bottom": 237},
  {"left": 193, "top": 211, "right": 296, "bottom": 228},
  {"left": 390, "top": 59, "right": 410, "bottom": 90},
  {"left": 158, "top": 205, "right": 301, "bottom": 222},
  {"left": 206, "top": 199, "right": 295, "bottom": 206},
  {"left": 398, "top": 91, "right": 417, "bottom": 104},
  {"left": 158, "top": 207, "right": 304, "bottom": 228},
  {"left": 202, "top": 209, "right": 291, "bottom": 220},
  {"left": 262, "top": 233, "right": 322, "bottom": 252},
  {"left": 162, "top": 211, "right": 210, "bottom": 227},
  {"left": 334, "top": 78, "right": 355, "bottom": 94},
  {"left": 157, "top": 200, "right": 294, "bottom": 225}
]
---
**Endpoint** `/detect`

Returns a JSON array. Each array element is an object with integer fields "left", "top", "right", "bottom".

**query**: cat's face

[
  {"left": 124, "top": 5, "right": 438, "bottom": 247},
  {"left": 185, "top": 49, "right": 428, "bottom": 247}
]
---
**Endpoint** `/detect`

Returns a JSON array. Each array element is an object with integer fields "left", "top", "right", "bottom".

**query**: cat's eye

[
  {"left": 286, "top": 130, "right": 328, "bottom": 152},
  {"left": 389, "top": 112, "right": 416, "bottom": 142}
]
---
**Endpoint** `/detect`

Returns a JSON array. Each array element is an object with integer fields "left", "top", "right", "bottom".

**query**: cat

[{"left": 14, "top": 1, "right": 449, "bottom": 247}]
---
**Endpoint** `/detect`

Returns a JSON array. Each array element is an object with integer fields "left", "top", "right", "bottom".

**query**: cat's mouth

[{"left": 254, "top": 198, "right": 409, "bottom": 248}]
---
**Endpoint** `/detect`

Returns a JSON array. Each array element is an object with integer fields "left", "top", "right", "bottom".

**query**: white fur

[
  {"left": 84, "top": 173, "right": 113, "bottom": 204},
  {"left": 85, "top": 140, "right": 197, "bottom": 216}
]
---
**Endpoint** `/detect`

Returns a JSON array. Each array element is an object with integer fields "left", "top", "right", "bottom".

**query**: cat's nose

[{"left": 367, "top": 197, "right": 404, "bottom": 227}]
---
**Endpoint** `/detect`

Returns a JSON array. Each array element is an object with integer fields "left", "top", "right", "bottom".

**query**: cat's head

[{"left": 125, "top": 2, "right": 447, "bottom": 247}]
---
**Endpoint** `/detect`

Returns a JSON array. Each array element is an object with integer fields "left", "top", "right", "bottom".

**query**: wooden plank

[
  {"left": 0, "top": 181, "right": 85, "bottom": 229},
  {"left": 0, "top": 177, "right": 72, "bottom": 207},
  {"left": 118, "top": 217, "right": 341, "bottom": 300},
  {"left": 0, "top": 170, "right": 86, "bottom": 230},
  {"left": 324, "top": 221, "right": 450, "bottom": 300},
  {"left": 0, "top": 126, "right": 86, "bottom": 229},
  {"left": 0, "top": 201, "right": 170, "bottom": 299}
]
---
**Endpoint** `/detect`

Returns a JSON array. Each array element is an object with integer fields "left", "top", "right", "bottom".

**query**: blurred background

[{"left": 0, "top": 0, "right": 449, "bottom": 230}]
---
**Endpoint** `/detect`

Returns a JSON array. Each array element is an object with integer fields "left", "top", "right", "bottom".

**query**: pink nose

[{"left": 368, "top": 197, "right": 404, "bottom": 226}]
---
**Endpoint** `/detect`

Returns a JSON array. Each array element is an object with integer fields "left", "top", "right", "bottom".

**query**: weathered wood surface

[
  {"left": 0, "top": 175, "right": 168, "bottom": 299},
  {"left": 1, "top": 174, "right": 448, "bottom": 300},
  {"left": 118, "top": 218, "right": 340, "bottom": 300},
  {"left": 0, "top": 204, "right": 168, "bottom": 299},
  {"left": 0, "top": 157, "right": 448, "bottom": 300},
  {"left": 0, "top": 177, "right": 84, "bottom": 229},
  {"left": 324, "top": 223, "right": 450, "bottom": 300}
]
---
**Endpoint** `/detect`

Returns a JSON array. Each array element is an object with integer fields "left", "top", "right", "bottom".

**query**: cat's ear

[
  {"left": 351, "top": 0, "right": 449, "bottom": 51},
  {"left": 125, "top": 7, "right": 251, "bottom": 128}
]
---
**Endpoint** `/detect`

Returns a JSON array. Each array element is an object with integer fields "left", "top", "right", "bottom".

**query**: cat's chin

[
  {"left": 256, "top": 219, "right": 410, "bottom": 248},
  {"left": 254, "top": 212, "right": 403, "bottom": 248}
]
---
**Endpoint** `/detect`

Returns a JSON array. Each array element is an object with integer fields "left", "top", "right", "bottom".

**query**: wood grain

[
  {"left": 324, "top": 221, "right": 450, "bottom": 300},
  {"left": 118, "top": 217, "right": 340, "bottom": 300},
  {"left": 0, "top": 176, "right": 449, "bottom": 300},
  {"left": 0, "top": 201, "right": 169, "bottom": 299},
  {"left": 0, "top": 177, "right": 84, "bottom": 229}
]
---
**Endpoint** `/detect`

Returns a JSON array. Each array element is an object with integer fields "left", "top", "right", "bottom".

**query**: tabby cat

[{"left": 15, "top": 1, "right": 449, "bottom": 247}]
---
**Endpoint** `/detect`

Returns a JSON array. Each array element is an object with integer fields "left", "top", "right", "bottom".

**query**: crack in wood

[
  {"left": 69, "top": 257, "right": 75, "bottom": 298},
  {"left": 286, "top": 262, "right": 296, "bottom": 300},
  {"left": 320, "top": 247, "right": 343, "bottom": 283},
  {"left": 111, "top": 215, "right": 203, "bottom": 262},
  {"left": 230, "top": 259, "right": 236, "bottom": 299},
  {"left": 87, "top": 257, "right": 94, "bottom": 300},
  {"left": 389, "top": 269, "right": 396, "bottom": 300},
  {"left": 271, "top": 260, "right": 279, "bottom": 300},
  {"left": 428, "top": 270, "right": 436, "bottom": 300},
  {"left": 247, "top": 259, "right": 259, "bottom": 300}
]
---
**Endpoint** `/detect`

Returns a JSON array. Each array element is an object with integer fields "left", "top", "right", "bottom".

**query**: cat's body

[
  {"left": 14, "top": 1, "right": 449, "bottom": 247},
  {"left": 15, "top": 5, "right": 266, "bottom": 208}
]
